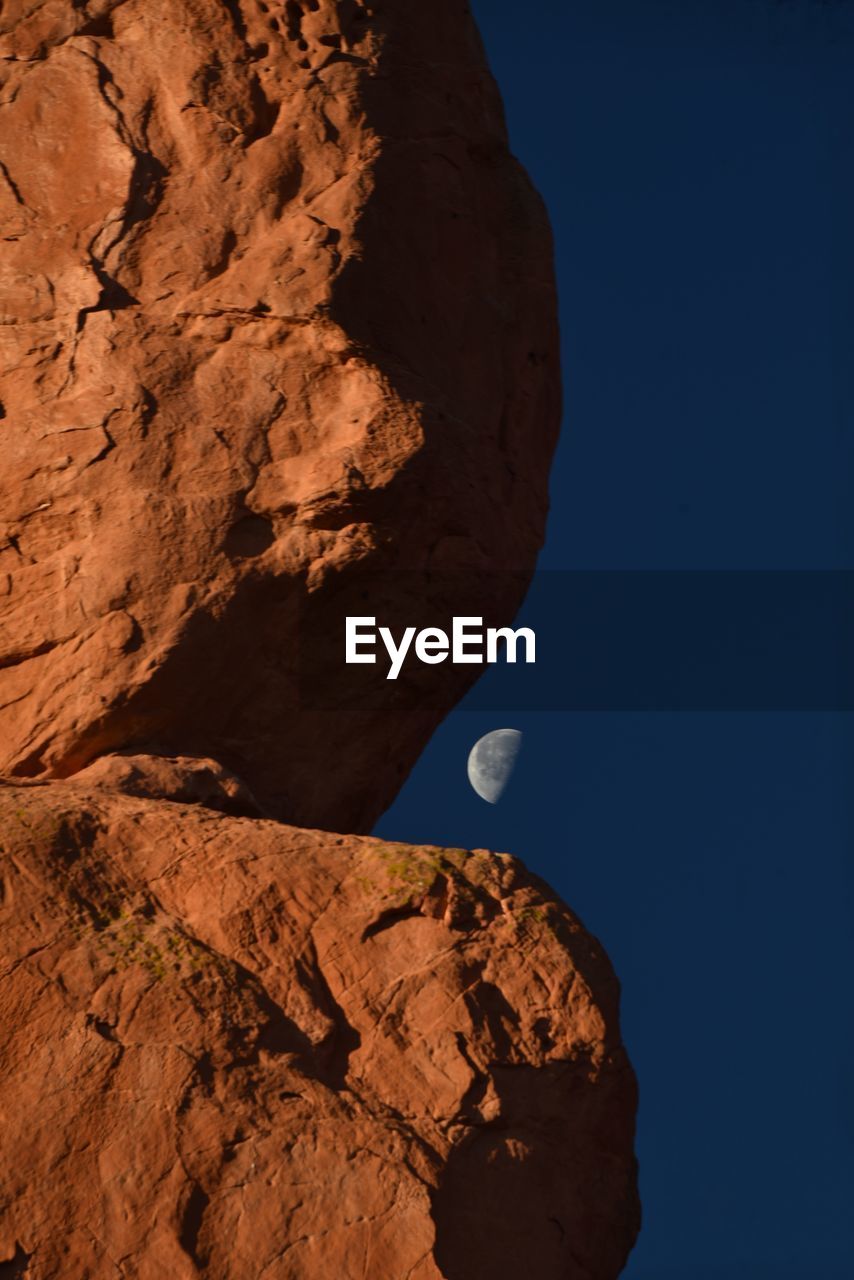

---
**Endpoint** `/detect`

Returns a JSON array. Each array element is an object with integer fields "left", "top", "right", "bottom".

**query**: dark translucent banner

[{"left": 298, "top": 571, "right": 854, "bottom": 711}]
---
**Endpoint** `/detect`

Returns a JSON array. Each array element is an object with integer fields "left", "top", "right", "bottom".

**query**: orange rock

[
  {"left": 0, "top": 0, "right": 560, "bottom": 832},
  {"left": 0, "top": 7, "right": 640, "bottom": 1271},
  {"left": 0, "top": 779, "right": 639, "bottom": 1279}
]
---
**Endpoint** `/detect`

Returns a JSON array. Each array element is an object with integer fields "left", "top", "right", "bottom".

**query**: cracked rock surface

[
  {"left": 0, "top": 779, "right": 639, "bottom": 1279},
  {"left": 0, "top": 0, "right": 560, "bottom": 832}
]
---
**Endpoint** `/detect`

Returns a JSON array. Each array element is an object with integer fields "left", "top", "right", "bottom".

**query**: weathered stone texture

[
  {"left": 0, "top": 0, "right": 560, "bottom": 831},
  {"left": 0, "top": 779, "right": 639, "bottom": 1279}
]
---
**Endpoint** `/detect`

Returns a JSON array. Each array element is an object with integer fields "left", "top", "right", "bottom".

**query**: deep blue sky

[{"left": 375, "top": 2, "right": 854, "bottom": 1276}]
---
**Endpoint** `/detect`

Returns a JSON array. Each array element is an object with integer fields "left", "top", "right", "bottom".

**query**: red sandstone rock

[
  {"left": 0, "top": 0, "right": 560, "bottom": 832},
  {"left": 0, "top": 780, "right": 639, "bottom": 1279},
  {"left": 0, "top": 7, "right": 640, "bottom": 1271}
]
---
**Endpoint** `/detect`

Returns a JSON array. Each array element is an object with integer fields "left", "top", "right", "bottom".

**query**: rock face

[
  {"left": 0, "top": 6, "right": 640, "bottom": 1273},
  {"left": 0, "top": 0, "right": 560, "bottom": 832},
  {"left": 0, "top": 779, "right": 639, "bottom": 1279}
]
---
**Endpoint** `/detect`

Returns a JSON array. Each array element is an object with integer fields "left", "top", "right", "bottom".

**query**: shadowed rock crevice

[
  {"left": 222, "top": 513, "right": 276, "bottom": 560},
  {"left": 361, "top": 901, "right": 426, "bottom": 940},
  {"left": 220, "top": 0, "right": 249, "bottom": 44},
  {"left": 294, "top": 939, "right": 362, "bottom": 1090},
  {"left": 0, "top": 1245, "right": 31, "bottom": 1280},
  {"left": 178, "top": 1183, "right": 211, "bottom": 1267}
]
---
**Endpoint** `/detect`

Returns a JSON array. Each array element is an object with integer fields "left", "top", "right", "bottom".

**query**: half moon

[{"left": 467, "top": 729, "right": 523, "bottom": 804}]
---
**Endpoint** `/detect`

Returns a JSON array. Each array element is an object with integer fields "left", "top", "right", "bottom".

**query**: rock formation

[
  {"left": 0, "top": 0, "right": 560, "bottom": 832},
  {"left": 0, "top": 777, "right": 639, "bottom": 1279},
  {"left": 0, "top": 3, "right": 640, "bottom": 1275}
]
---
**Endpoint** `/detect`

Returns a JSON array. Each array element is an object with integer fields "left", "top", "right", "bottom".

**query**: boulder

[
  {"left": 0, "top": 0, "right": 560, "bottom": 831},
  {"left": 0, "top": 779, "right": 639, "bottom": 1279}
]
